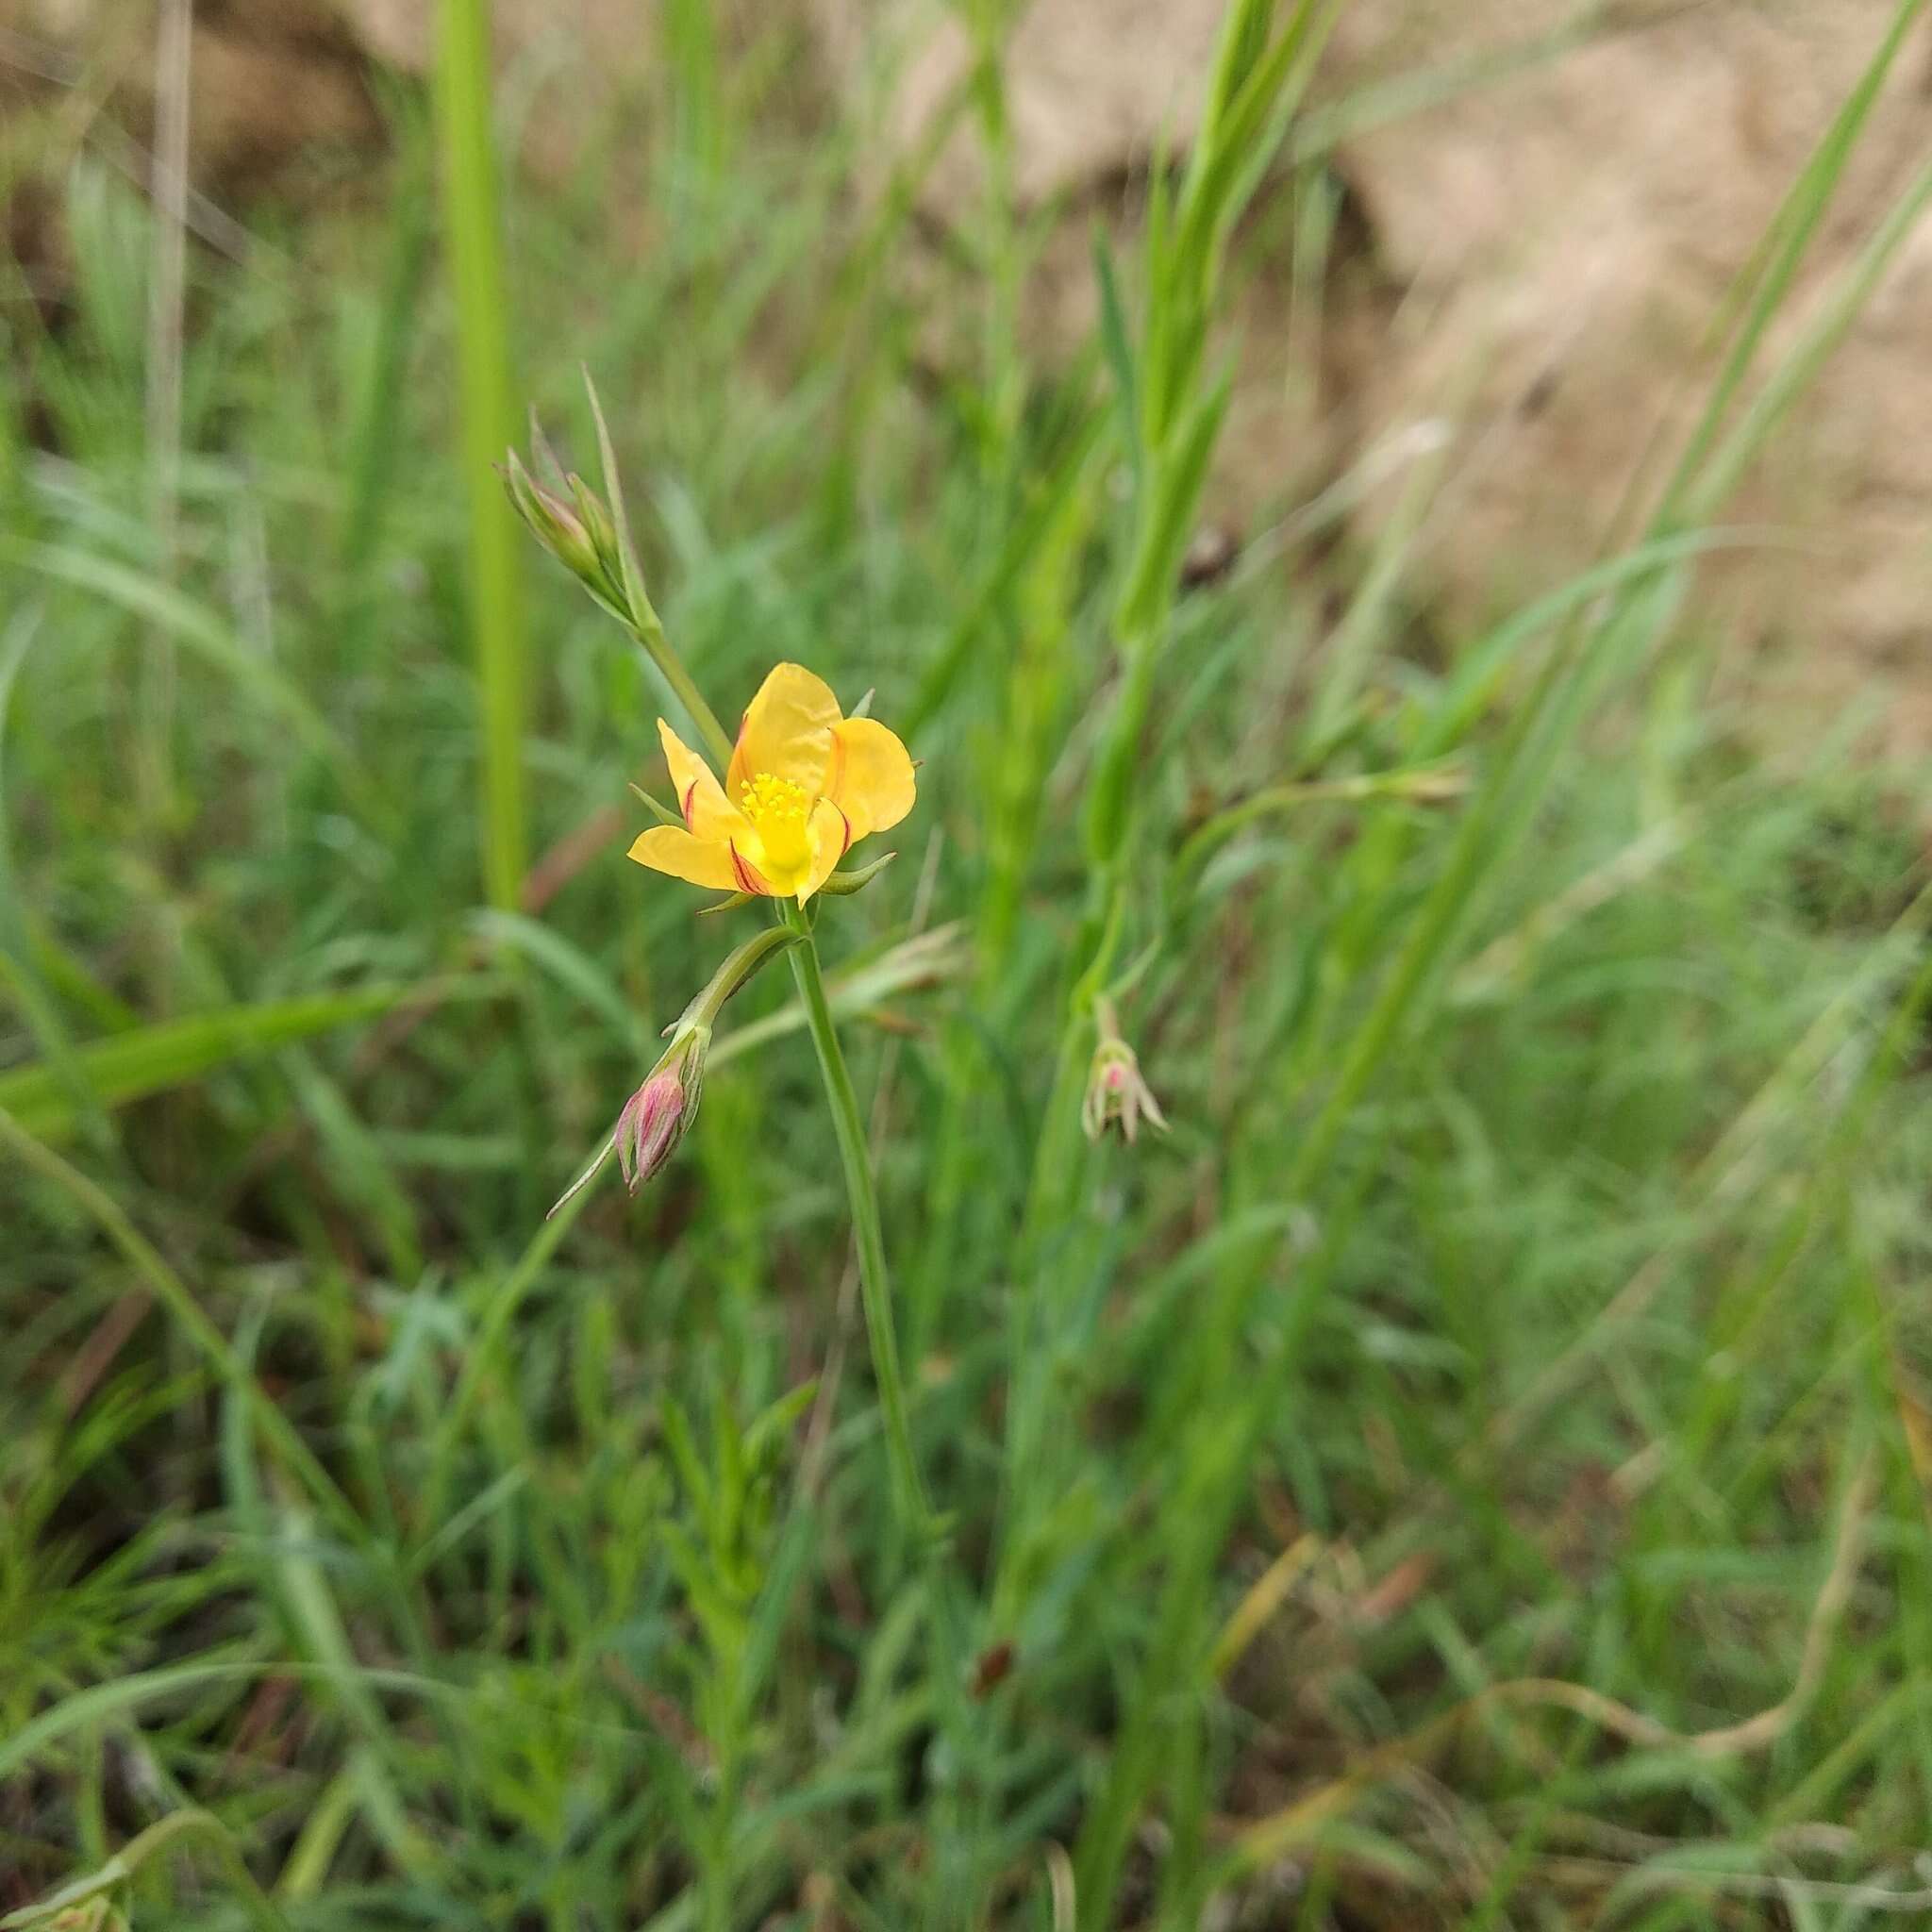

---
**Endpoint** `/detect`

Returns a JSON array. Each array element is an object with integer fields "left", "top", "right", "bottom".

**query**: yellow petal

[
  {"left": 733, "top": 820, "right": 808, "bottom": 897},
  {"left": 658, "top": 718, "right": 738, "bottom": 842},
  {"left": 727, "top": 662, "right": 841, "bottom": 799},
  {"left": 796, "top": 796, "right": 852, "bottom": 906},
  {"left": 826, "top": 715, "right": 916, "bottom": 841},
  {"left": 627, "top": 825, "right": 741, "bottom": 891},
  {"left": 726, "top": 839, "right": 776, "bottom": 896}
]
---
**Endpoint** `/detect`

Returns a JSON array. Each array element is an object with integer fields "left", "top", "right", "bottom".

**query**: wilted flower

[
  {"left": 629, "top": 662, "right": 916, "bottom": 907},
  {"left": 1081, "top": 997, "right": 1168, "bottom": 1145},
  {"left": 613, "top": 1025, "right": 708, "bottom": 1193}
]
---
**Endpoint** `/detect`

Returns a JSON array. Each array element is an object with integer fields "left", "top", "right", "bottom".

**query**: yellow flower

[{"left": 628, "top": 662, "right": 916, "bottom": 905}]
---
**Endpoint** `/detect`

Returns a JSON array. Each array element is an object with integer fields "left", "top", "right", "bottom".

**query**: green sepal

[
  {"left": 628, "top": 781, "right": 684, "bottom": 829},
  {"left": 817, "top": 850, "right": 898, "bottom": 897}
]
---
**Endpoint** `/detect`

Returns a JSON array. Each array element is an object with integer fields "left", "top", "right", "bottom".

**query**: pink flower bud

[
  {"left": 613, "top": 1069, "right": 685, "bottom": 1193},
  {"left": 611, "top": 1024, "right": 709, "bottom": 1194}
]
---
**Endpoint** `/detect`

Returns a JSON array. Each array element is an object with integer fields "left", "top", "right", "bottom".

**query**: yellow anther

[
  {"left": 740, "top": 772, "right": 810, "bottom": 824},
  {"left": 738, "top": 770, "right": 813, "bottom": 881}
]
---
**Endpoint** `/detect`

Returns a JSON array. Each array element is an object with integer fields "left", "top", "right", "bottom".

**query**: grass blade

[
  {"left": 435, "top": 0, "right": 527, "bottom": 910},
  {"left": 5, "top": 539, "right": 349, "bottom": 769},
  {"left": 0, "top": 980, "right": 494, "bottom": 1141}
]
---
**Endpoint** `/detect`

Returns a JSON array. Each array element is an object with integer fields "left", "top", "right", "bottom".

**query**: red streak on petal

[
  {"left": 833, "top": 802, "right": 853, "bottom": 857},
  {"left": 729, "top": 841, "right": 771, "bottom": 895},
  {"left": 681, "top": 780, "right": 698, "bottom": 830}
]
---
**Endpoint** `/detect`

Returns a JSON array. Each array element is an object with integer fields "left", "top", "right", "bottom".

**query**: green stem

[
  {"left": 435, "top": 0, "right": 526, "bottom": 912},
  {"left": 575, "top": 371, "right": 736, "bottom": 773},
  {"left": 776, "top": 905, "right": 984, "bottom": 1924},
  {"left": 778, "top": 901, "right": 931, "bottom": 1536},
  {"left": 628, "top": 607, "right": 734, "bottom": 774}
]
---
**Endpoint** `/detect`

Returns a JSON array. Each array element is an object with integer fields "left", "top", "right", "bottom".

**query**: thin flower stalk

[{"left": 778, "top": 898, "right": 933, "bottom": 1540}]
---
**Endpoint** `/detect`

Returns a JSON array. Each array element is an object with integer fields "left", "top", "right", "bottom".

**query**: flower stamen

[
  {"left": 739, "top": 771, "right": 811, "bottom": 825},
  {"left": 739, "top": 770, "right": 814, "bottom": 880}
]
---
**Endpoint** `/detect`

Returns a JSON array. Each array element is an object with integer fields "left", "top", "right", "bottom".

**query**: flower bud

[
  {"left": 1081, "top": 998, "right": 1169, "bottom": 1145},
  {"left": 504, "top": 447, "right": 603, "bottom": 579},
  {"left": 551, "top": 929, "right": 803, "bottom": 1220},
  {"left": 502, "top": 442, "right": 630, "bottom": 616},
  {"left": 613, "top": 1024, "right": 709, "bottom": 1193},
  {"left": 567, "top": 474, "right": 622, "bottom": 582}
]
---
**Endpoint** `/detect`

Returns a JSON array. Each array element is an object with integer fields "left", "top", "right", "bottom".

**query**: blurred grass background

[{"left": 5, "top": 0, "right": 1932, "bottom": 1925}]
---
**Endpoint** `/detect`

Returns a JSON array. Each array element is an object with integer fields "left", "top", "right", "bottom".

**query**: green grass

[
  {"left": 435, "top": 0, "right": 528, "bottom": 912},
  {"left": 5, "top": 0, "right": 1932, "bottom": 1925}
]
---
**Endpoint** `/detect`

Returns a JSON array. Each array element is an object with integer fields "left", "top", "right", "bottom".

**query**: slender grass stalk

[
  {"left": 998, "top": 0, "right": 1339, "bottom": 1582},
  {"left": 778, "top": 899, "right": 930, "bottom": 1540},
  {"left": 139, "top": 0, "right": 192, "bottom": 823},
  {"left": 341, "top": 116, "right": 434, "bottom": 588},
  {"left": 0, "top": 610, "right": 115, "bottom": 1152},
  {"left": 664, "top": 0, "right": 725, "bottom": 191},
  {"left": 1655, "top": 0, "right": 1926, "bottom": 527},
  {"left": 435, "top": 0, "right": 527, "bottom": 911},
  {"left": 773, "top": 905, "right": 982, "bottom": 1924}
]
